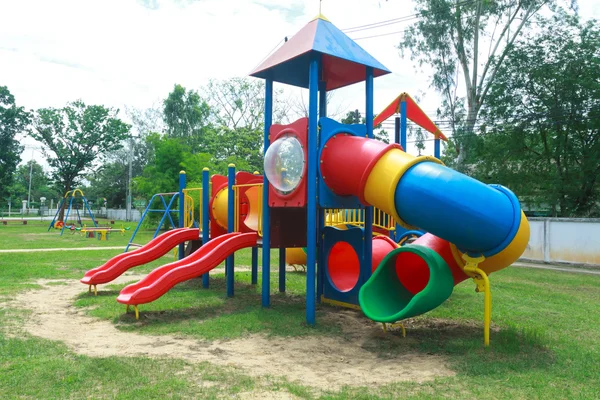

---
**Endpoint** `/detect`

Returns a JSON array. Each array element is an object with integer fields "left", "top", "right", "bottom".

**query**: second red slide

[
  {"left": 81, "top": 228, "right": 200, "bottom": 286},
  {"left": 117, "top": 232, "right": 258, "bottom": 306}
]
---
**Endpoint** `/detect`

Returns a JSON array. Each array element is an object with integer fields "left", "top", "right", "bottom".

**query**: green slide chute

[{"left": 359, "top": 244, "right": 455, "bottom": 322}]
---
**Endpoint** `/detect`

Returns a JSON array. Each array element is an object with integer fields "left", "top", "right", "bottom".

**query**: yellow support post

[{"left": 461, "top": 254, "right": 491, "bottom": 347}]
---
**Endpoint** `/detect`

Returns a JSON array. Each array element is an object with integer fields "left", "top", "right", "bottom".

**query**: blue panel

[
  {"left": 317, "top": 117, "right": 365, "bottom": 209},
  {"left": 394, "top": 162, "right": 521, "bottom": 256},
  {"left": 322, "top": 226, "right": 365, "bottom": 305},
  {"left": 313, "top": 20, "right": 390, "bottom": 73}
]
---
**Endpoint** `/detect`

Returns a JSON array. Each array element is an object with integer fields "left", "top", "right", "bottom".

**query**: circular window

[{"left": 264, "top": 136, "right": 305, "bottom": 195}]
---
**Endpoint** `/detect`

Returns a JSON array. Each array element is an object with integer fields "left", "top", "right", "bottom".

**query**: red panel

[
  {"left": 268, "top": 117, "right": 308, "bottom": 208},
  {"left": 250, "top": 20, "right": 317, "bottom": 76}
]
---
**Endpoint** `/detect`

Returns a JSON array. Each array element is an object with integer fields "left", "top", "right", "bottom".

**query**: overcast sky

[{"left": 2, "top": 0, "right": 599, "bottom": 164}]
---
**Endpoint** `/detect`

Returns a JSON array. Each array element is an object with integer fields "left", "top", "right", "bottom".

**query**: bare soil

[{"left": 11, "top": 276, "right": 455, "bottom": 390}]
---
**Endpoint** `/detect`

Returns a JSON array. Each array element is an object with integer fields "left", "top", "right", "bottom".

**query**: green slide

[{"left": 359, "top": 244, "right": 455, "bottom": 323}]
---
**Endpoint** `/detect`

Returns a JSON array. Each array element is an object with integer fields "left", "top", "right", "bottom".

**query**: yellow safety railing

[
  {"left": 182, "top": 188, "right": 202, "bottom": 228},
  {"left": 233, "top": 183, "right": 264, "bottom": 236},
  {"left": 324, "top": 208, "right": 396, "bottom": 231}
]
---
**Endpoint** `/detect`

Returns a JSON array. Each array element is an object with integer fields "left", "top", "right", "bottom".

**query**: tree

[
  {"left": 163, "top": 84, "right": 211, "bottom": 152},
  {"left": 31, "top": 100, "right": 130, "bottom": 220},
  {"left": 399, "top": 0, "right": 558, "bottom": 168},
  {"left": 474, "top": 12, "right": 600, "bottom": 217},
  {"left": 0, "top": 86, "right": 30, "bottom": 200},
  {"left": 340, "top": 110, "right": 390, "bottom": 143},
  {"left": 6, "top": 161, "right": 56, "bottom": 206}
]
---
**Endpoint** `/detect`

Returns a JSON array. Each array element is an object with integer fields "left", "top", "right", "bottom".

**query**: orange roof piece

[{"left": 374, "top": 93, "right": 447, "bottom": 141}]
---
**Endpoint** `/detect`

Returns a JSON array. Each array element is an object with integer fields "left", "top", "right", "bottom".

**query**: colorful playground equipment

[
  {"left": 49, "top": 189, "right": 98, "bottom": 235},
  {"left": 81, "top": 14, "right": 529, "bottom": 346}
]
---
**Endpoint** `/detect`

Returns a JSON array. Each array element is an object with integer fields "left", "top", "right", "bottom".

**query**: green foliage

[
  {"left": 340, "top": 110, "right": 390, "bottom": 143},
  {"left": 474, "top": 12, "right": 600, "bottom": 217},
  {"left": 163, "top": 84, "right": 211, "bottom": 152},
  {"left": 0, "top": 86, "right": 30, "bottom": 200},
  {"left": 30, "top": 100, "right": 130, "bottom": 194},
  {"left": 5, "top": 161, "right": 56, "bottom": 205}
]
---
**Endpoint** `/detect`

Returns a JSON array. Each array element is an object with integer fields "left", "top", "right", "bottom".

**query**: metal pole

[
  {"left": 306, "top": 54, "right": 319, "bottom": 325},
  {"left": 226, "top": 164, "right": 235, "bottom": 297},
  {"left": 27, "top": 152, "right": 34, "bottom": 209},
  {"left": 262, "top": 78, "right": 273, "bottom": 308},
  {"left": 178, "top": 170, "right": 186, "bottom": 260},
  {"left": 251, "top": 170, "right": 260, "bottom": 285},
  {"left": 317, "top": 80, "right": 327, "bottom": 303},
  {"left": 202, "top": 168, "right": 210, "bottom": 288},
  {"left": 127, "top": 136, "right": 133, "bottom": 221},
  {"left": 364, "top": 67, "right": 374, "bottom": 281},
  {"left": 434, "top": 138, "right": 441, "bottom": 159},
  {"left": 400, "top": 101, "right": 407, "bottom": 150}
]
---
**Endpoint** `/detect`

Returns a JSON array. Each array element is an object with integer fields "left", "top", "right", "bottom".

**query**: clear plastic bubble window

[{"left": 264, "top": 135, "right": 305, "bottom": 194}]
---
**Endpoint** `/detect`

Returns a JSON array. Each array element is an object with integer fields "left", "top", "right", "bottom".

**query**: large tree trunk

[{"left": 57, "top": 183, "right": 72, "bottom": 222}]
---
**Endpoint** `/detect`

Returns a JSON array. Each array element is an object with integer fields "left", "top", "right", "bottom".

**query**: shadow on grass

[
  {"left": 108, "top": 275, "right": 341, "bottom": 339},
  {"left": 356, "top": 315, "right": 555, "bottom": 376}
]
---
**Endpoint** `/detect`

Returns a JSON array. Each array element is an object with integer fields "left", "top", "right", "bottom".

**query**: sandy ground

[{"left": 9, "top": 275, "right": 455, "bottom": 391}]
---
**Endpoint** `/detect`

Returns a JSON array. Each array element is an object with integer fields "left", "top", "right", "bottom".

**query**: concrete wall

[
  {"left": 521, "top": 218, "right": 600, "bottom": 266},
  {"left": 105, "top": 209, "right": 141, "bottom": 222}
]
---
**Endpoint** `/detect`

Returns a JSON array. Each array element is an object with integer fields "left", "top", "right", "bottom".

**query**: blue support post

[
  {"left": 400, "top": 100, "right": 407, "bottom": 150},
  {"left": 226, "top": 163, "right": 235, "bottom": 298},
  {"left": 434, "top": 138, "right": 441, "bottom": 159},
  {"left": 60, "top": 197, "right": 74, "bottom": 236},
  {"left": 306, "top": 54, "right": 319, "bottom": 325},
  {"left": 364, "top": 67, "right": 374, "bottom": 280},
  {"left": 202, "top": 168, "right": 210, "bottom": 288},
  {"left": 48, "top": 197, "right": 65, "bottom": 231},
  {"left": 251, "top": 247, "right": 258, "bottom": 285},
  {"left": 393, "top": 115, "right": 402, "bottom": 242},
  {"left": 279, "top": 247, "right": 286, "bottom": 292},
  {"left": 262, "top": 78, "right": 273, "bottom": 307},
  {"left": 317, "top": 80, "right": 327, "bottom": 303},
  {"left": 178, "top": 171, "right": 186, "bottom": 260}
]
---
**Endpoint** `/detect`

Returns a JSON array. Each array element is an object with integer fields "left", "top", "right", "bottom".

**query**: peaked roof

[
  {"left": 250, "top": 15, "right": 391, "bottom": 91},
  {"left": 374, "top": 93, "right": 448, "bottom": 141}
]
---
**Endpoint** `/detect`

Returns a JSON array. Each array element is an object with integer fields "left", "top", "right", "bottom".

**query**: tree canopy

[
  {"left": 463, "top": 12, "right": 600, "bottom": 217},
  {"left": 0, "top": 86, "right": 30, "bottom": 200},
  {"left": 31, "top": 100, "right": 130, "bottom": 204}
]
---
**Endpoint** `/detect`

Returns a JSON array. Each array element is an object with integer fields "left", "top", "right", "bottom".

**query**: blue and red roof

[{"left": 250, "top": 15, "right": 391, "bottom": 90}]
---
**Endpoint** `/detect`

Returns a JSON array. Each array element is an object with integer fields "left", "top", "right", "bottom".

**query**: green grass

[
  {"left": 0, "top": 219, "right": 153, "bottom": 249},
  {"left": 1, "top": 222, "right": 600, "bottom": 398}
]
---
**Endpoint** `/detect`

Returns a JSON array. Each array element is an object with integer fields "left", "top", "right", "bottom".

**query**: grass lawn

[{"left": 1, "top": 222, "right": 600, "bottom": 398}]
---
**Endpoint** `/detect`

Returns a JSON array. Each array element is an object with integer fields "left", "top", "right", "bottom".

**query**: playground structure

[
  {"left": 82, "top": 15, "right": 529, "bottom": 346},
  {"left": 48, "top": 189, "right": 98, "bottom": 235}
]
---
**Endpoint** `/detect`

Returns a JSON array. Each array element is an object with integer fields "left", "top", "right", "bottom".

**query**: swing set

[{"left": 48, "top": 189, "right": 98, "bottom": 236}]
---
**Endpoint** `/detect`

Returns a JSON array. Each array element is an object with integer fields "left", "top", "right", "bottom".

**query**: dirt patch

[{"left": 11, "top": 277, "right": 455, "bottom": 390}]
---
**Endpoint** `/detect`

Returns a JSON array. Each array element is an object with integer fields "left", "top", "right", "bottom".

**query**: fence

[
  {"left": 0, "top": 207, "right": 142, "bottom": 222},
  {"left": 521, "top": 217, "right": 600, "bottom": 266}
]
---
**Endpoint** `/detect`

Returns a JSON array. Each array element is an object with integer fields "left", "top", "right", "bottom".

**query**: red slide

[
  {"left": 116, "top": 232, "right": 258, "bottom": 306},
  {"left": 81, "top": 228, "right": 200, "bottom": 286}
]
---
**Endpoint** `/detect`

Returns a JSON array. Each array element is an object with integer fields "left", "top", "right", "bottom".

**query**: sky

[{"left": 2, "top": 0, "right": 600, "bottom": 165}]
